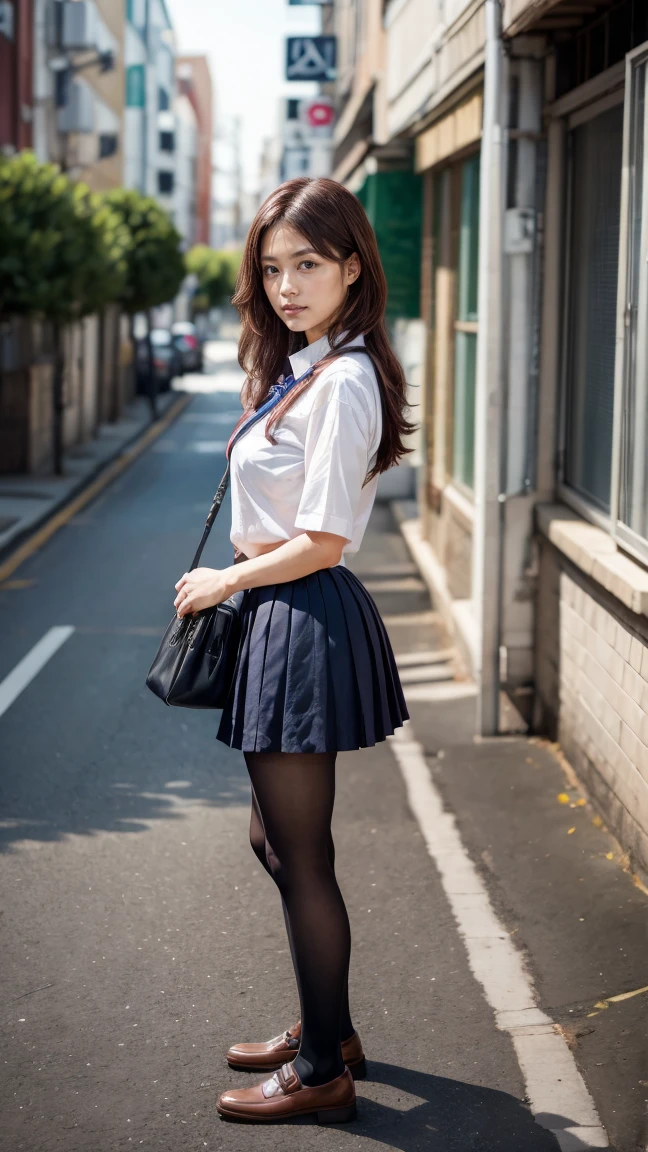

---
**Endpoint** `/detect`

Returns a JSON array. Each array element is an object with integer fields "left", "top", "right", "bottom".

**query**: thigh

[{"left": 244, "top": 752, "right": 337, "bottom": 866}]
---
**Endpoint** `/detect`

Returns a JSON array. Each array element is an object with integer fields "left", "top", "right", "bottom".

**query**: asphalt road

[{"left": 0, "top": 343, "right": 645, "bottom": 1151}]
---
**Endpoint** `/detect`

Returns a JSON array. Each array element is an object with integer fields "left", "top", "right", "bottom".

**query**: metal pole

[{"left": 472, "top": 0, "right": 506, "bottom": 735}]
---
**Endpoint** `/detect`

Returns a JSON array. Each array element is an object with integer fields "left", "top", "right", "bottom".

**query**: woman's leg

[
  {"left": 248, "top": 785, "right": 304, "bottom": 1015},
  {"left": 248, "top": 784, "right": 356, "bottom": 1043},
  {"left": 244, "top": 750, "right": 351, "bottom": 1086}
]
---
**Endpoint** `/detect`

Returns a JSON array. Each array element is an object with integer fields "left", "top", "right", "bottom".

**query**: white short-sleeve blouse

[{"left": 229, "top": 331, "right": 382, "bottom": 559}]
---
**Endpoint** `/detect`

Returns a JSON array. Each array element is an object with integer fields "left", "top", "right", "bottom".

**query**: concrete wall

[{"left": 385, "top": 0, "right": 485, "bottom": 138}]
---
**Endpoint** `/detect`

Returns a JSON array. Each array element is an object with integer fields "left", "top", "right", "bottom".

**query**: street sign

[
  {"left": 286, "top": 36, "right": 336, "bottom": 82},
  {"left": 300, "top": 96, "right": 335, "bottom": 137}
]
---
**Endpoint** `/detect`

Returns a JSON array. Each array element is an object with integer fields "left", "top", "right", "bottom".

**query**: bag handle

[{"left": 187, "top": 342, "right": 375, "bottom": 572}]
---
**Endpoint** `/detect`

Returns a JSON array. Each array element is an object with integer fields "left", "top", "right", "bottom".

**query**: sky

[{"left": 165, "top": 0, "right": 322, "bottom": 199}]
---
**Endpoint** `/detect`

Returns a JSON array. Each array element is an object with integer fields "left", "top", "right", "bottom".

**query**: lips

[{"left": 283, "top": 305, "right": 305, "bottom": 314}]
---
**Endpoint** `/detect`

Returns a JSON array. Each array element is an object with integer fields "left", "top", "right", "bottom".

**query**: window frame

[
  {"left": 556, "top": 46, "right": 648, "bottom": 566},
  {"left": 611, "top": 40, "right": 648, "bottom": 566},
  {"left": 451, "top": 148, "right": 481, "bottom": 497},
  {"left": 556, "top": 73, "right": 626, "bottom": 535}
]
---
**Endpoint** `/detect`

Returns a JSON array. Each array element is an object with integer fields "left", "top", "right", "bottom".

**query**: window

[
  {"left": 157, "top": 170, "right": 174, "bottom": 194},
  {"left": 556, "top": 2, "right": 648, "bottom": 99},
  {"left": 559, "top": 40, "right": 648, "bottom": 563},
  {"left": 563, "top": 102, "right": 624, "bottom": 511},
  {"left": 158, "top": 87, "right": 170, "bottom": 112},
  {"left": 125, "top": 64, "right": 145, "bottom": 109},
  {"left": 126, "top": 0, "right": 146, "bottom": 31},
  {"left": 159, "top": 130, "right": 175, "bottom": 152},
  {"left": 616, "top": 45, "right": 648, "bottom": 554},
  {"left": 452, "top": 152, "right": 480, "bottom": 491},
  {"left": 98, "top": 132, "right": 118, "bottom": 159}
]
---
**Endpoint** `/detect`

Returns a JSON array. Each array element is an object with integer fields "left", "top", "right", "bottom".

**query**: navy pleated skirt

[{"left": 216, "top": 563, "right": 409, "bottom": 753}]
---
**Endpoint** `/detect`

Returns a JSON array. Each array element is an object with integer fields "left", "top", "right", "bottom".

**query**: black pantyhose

[{"left": 244, "top": 750, "right": 352, "bottom": 1087}]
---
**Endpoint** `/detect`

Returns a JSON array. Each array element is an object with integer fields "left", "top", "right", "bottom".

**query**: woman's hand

[{"left": 173, "top": 567, "right": 232, "bottom": 617}]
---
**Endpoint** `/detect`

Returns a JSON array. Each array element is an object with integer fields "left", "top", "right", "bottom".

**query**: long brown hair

[{"left": 230, "top": 176, "right": 417, "bottom": 480}]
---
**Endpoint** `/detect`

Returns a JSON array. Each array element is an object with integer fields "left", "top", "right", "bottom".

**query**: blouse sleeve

[{"left": 294, "top": 375, "right": 372, "bottom": 542}]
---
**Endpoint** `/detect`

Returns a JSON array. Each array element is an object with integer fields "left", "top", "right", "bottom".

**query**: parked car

[
  {"left": 135, "top": 328, "right": 182, "bottom": 393},
  {"left": 171, "top": 321, "right": 204, "bottom": 373}
]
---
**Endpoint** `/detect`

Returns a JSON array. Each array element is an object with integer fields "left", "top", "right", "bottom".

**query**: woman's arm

[
  {"left": 174, "top": 530, "right": 346, "bottom": 617},
  {"left": 228, "top": 530, "right": 346, "bottom": 591}
]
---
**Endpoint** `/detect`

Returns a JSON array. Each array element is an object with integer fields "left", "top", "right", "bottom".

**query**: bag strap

[{"left": 187, "top": 341, "right": 375, "bottom": 572}]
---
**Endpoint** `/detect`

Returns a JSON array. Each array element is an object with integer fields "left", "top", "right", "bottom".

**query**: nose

[{"left": 279, "top": 269, "right": 298, "bottom": 297}]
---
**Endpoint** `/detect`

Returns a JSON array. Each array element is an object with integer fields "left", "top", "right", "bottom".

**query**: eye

[
  {"left": 263, "top": 264, "right": 278, "bottom": 276},
  {"left": 299, "top": 260, "right": 317, "bottom": 270}
]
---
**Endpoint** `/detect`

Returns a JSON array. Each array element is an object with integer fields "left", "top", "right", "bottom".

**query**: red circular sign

[{"left": 305, "top": 101, "right": 334, "bottom": 128}]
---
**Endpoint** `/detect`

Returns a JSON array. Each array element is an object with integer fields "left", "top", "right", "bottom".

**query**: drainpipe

[{"left": 472, "top": 0, "right": 506, "bottom": 735}]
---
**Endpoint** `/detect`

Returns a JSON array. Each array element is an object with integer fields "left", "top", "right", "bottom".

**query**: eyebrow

[{"left": 260, "top": 248, "right": 318, "bottom": 261}]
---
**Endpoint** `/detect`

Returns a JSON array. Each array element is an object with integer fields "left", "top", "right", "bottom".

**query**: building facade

[
  {"left": 333, "top": 0, "right": 648, "bottom": 876},
  {"left": 0, "top": 0, "right": 34, "bottom": 154},
  {"left": 514, "top": 0, "right": 648, "bottom": 876},
  {"left": 331, "top": 0, "right": 425, "bottom": 497},
  {"left": 32, "top": 0, "right": 123, "bottom": 185},
  {"left": 176, "top": 55, "right": 213, "bottom": 245}
]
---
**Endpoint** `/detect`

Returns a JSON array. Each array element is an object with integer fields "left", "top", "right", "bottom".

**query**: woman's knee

[{"left": 249, "top": 822, "right": 272, "bottom": 873}]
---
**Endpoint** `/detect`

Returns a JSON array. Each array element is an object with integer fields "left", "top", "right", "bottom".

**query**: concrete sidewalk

[
  {"left": 0, "top": 388, "right": 188, "bottom": 564},
  {"left": 359, "top": 500, "right": 647, "bottom": 1152}
]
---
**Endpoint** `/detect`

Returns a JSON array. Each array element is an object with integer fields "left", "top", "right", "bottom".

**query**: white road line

[
  {"left": 189, "top": 441, "right": 229, "bottom": 453},
  {"left": 181, "top": 412, "right": 241, "bottom": 424},
  {"left": 0, "top": 627, "right": 75, "bottom": 720},
  {"left": 388, "top": 720, "right": 610, "bottom": 1151}
]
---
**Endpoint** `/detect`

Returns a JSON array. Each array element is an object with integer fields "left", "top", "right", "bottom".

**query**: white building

[
  {"left": 123, "top": 0, "right": 197, "bottom": 250},
  {"left": 171, "top": 87, "right": 198, "bottom": 248}
]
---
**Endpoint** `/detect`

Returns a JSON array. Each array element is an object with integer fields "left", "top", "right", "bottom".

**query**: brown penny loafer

[
  {"left": 226, "top": 1018, "right": 367, "bottom": 1079},
  {"left": 216, "top": 1059, "right": 356, "bottom": 1124}
]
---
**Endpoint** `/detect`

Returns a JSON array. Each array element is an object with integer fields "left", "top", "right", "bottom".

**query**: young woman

[{"left": 173, "top": 176, "right": 415, "bottom": 1124}]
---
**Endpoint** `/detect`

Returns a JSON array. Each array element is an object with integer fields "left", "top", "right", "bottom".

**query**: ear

[{"left": 346, "top": 251, "right": 361, "bottom": 285}]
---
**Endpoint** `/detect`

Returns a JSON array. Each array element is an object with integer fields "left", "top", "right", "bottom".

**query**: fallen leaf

[
  {"left": 557, "top": 793, "right": 570, "bottom": 804},
  {"left": 568, "top": 827, "right": 576, "bottom": 834}
]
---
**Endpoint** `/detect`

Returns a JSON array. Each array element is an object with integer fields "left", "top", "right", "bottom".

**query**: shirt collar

[{"left": 287, "top": 329, "right": 365, "bottom": 381}]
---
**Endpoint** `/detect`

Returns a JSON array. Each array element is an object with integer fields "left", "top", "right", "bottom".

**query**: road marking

[
  {"left": 0, "top": 627, "right": 75, "bottom": 720},
  {"left": 189, "top": 441, "right": 228, "bottom": 453},
  {"left": 388, "top": 720, "right": 610, "bottom": 1151},
  {"left": 181, "top": 412, "right": 241, "bottom": 424}
]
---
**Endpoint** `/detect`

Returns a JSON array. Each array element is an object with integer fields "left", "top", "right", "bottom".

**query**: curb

[{"left": 0, "top": 390, "right": 193, "bottom": 582}]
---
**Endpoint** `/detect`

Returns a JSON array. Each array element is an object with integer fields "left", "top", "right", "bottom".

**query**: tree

[
  {"left": 185, "top": 245, "right": 241, "bottom": 315},
  {"left": 0, "top": 151, "right": 128, "bottom": 474},
  {"left": 102, "top": 189, "right": 185, "bottom": 418}
]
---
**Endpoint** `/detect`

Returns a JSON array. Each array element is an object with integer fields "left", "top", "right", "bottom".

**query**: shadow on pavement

[{"left": 222, "top": 1060, "right": 568, "bottom": 1149}]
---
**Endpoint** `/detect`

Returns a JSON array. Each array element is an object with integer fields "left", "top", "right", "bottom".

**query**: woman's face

[{"left": 260, "top": 222, "right": 361, "bottom": 345}]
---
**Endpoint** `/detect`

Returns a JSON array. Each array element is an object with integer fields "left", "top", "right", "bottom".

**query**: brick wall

[{"left": 535, "top": 539, "right": 648, "bottom": 876}]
